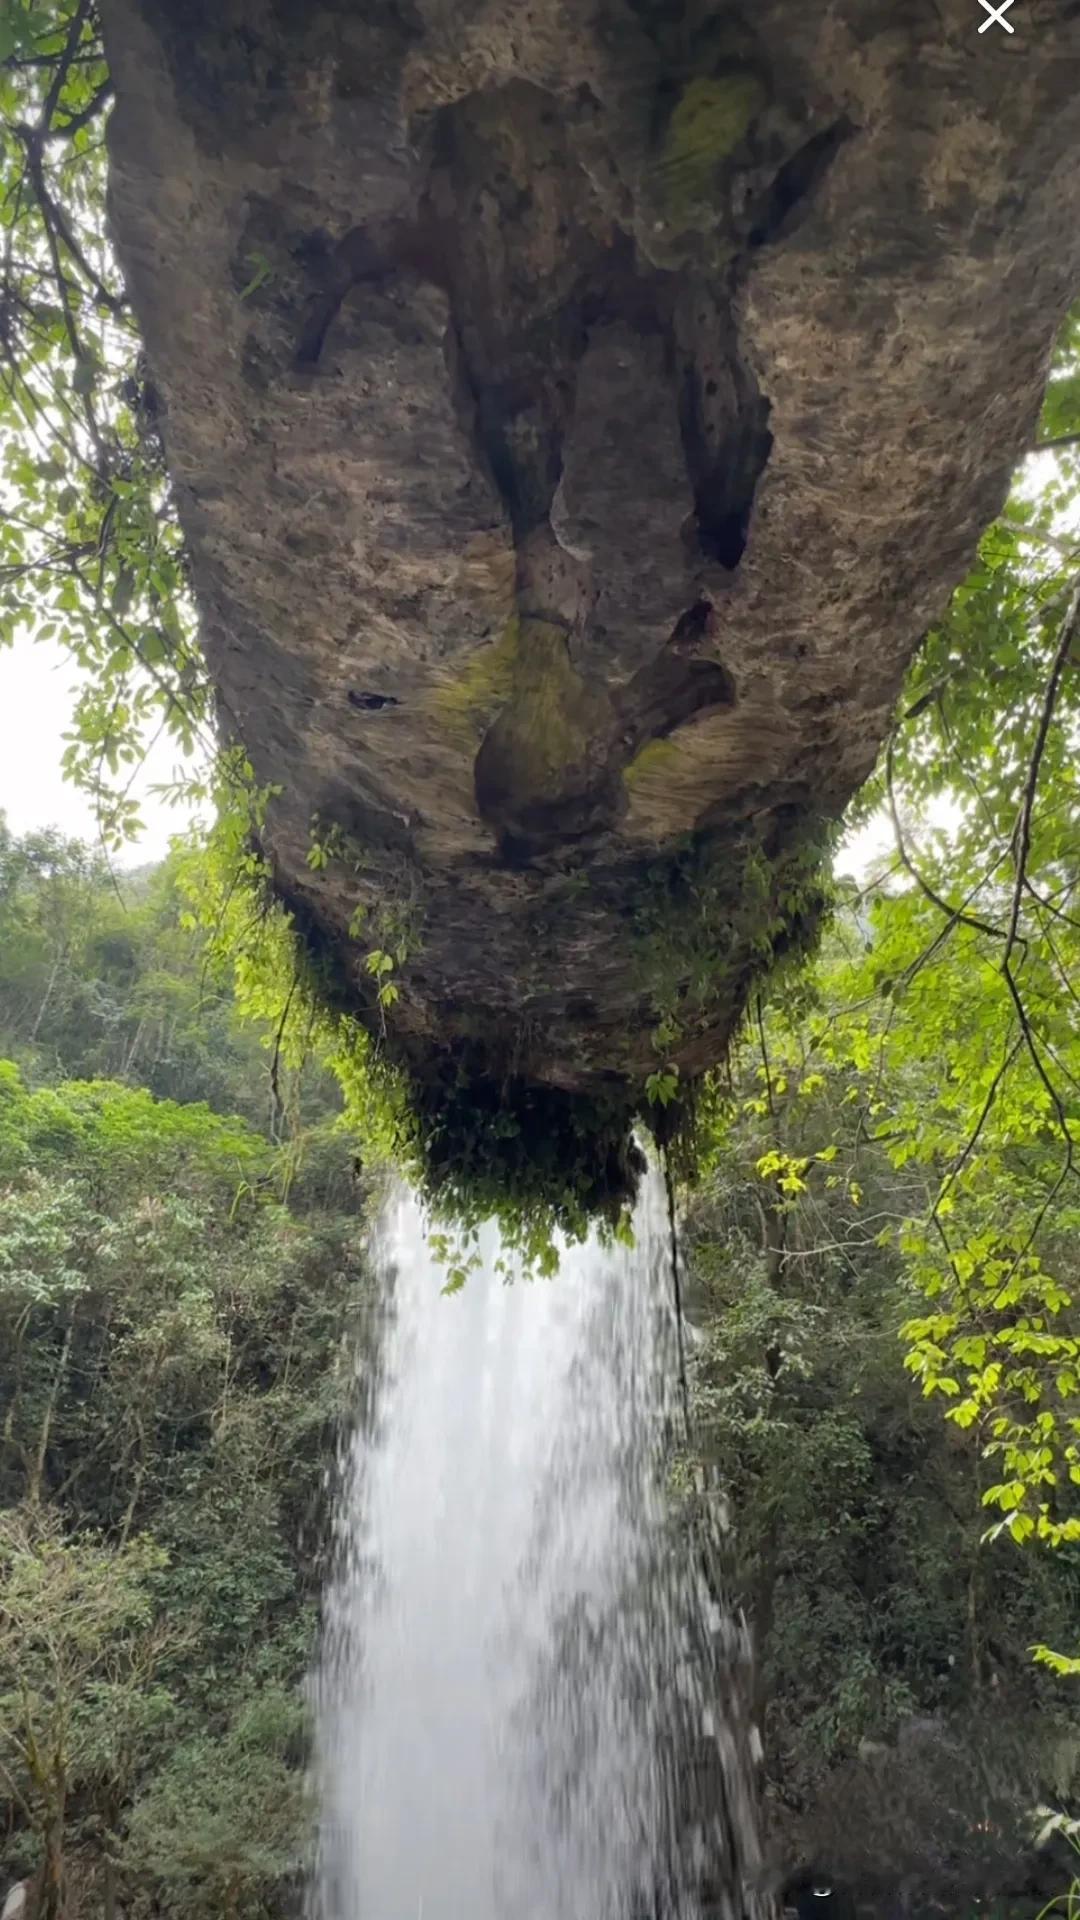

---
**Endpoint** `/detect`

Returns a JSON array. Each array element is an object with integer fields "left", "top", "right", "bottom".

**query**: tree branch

[
  {"left": 19, "top": 129, "right": 124, "bottom": 316},
  {"left": 998, "top": 516, "right": 1080, "bottom": 559},
  {"left": 50, "top": 78, "right": 113, "bottom": 142},
  {"left": 1030, "top": 431, "right": 1080, "bottom": 455},
  {"left": 37, "top": 0, "right": 91, "bottom": 137},
  {"left": 754, "top": 993, "right": 775, "bottom": 1122},
  {"left": 931, "top": 1035, "right": 1023, "bottom": 1230},
  {"left": 1003, "top": 574, "right": 1080, "bottom": 966},
  {"left": 885, "top": 733, "right": 1005, "bottom": 944}
]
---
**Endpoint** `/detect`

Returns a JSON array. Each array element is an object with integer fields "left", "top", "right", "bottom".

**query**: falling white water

[{"left": 308, "top": 1167, "right": 771, "bottom": 1920}]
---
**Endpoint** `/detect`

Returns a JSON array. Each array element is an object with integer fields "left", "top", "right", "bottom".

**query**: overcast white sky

[{"left": 0, "top": 634, "right": 201, "bottom": 862}]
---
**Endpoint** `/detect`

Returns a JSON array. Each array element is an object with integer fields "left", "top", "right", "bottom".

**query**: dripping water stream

[{"left": 308, "top": 1167, "right": 773, "bottom": 1919}]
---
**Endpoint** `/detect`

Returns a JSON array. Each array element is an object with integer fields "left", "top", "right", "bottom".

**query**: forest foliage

[
  {"left": 686, "top": 969, "right": 1080, "bottom": 1910},
  {"left": 0, "top": 829, "right": 374, "bottom": 1919}
]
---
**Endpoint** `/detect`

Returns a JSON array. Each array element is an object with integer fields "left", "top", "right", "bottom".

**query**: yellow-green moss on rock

[
  {"left": 657, "top": 71, "right": 767, "bottom": 217},
  {"left": 427, "top": 617, "right": 521, "bottom": 754},
  {"left": 624, "top": 736, "right": 679, "bottom": 787},
  {"left": 473, "top": 619, "right": 615, "bottom": 840}
]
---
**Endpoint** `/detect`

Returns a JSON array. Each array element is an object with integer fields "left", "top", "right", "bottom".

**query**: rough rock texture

[{"left": 102, "top": 0, "right": 1080, "bottom": 1181}]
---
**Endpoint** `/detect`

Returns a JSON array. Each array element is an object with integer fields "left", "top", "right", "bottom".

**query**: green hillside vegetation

[
  {"left": 0, "top": 826, "right": 373, "bottom": 1919},
  {"left": 683, "top": 936, "right": 1080, "bottom": 1911}
]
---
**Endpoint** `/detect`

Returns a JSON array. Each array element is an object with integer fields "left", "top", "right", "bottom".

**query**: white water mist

[{"left": 307, "top": 1168, "right": 771, "bottom": 1919}]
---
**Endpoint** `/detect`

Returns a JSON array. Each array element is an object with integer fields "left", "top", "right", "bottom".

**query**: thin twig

[
  {"left": 34, "top": 166, "right": 124, "bottom": 313},
  {"left": 980, "top": 582, "right": 1080, "bottom": 1290},
  {"left": 19, "top": 128, "right": 124, "bottom": 315},
  {"left": 37, "top": 0, "right": 91, "bottom": 136},
  {"left": 663, "top": 1148, "right": 692, "bottom": 1447},
  {"left": 69, "top": 559, "right": 214, "bottom": 757},
  {"left": 755, "top": 993, "right": 774, "bottom": 1121},
  {"left": 998, "top": 516, "right": 1080, "bottom": 559},
  {"left": 931, "top": 1035, "right": 1022, "bottom": 1228},
  {"left": 885, "top": 733, "right": 1006, "bottom": 943},
  {"left": 1031, "top": 431, "right": 1080, "bottom": 455},
  {"left": 269, "top": 969, "right": 301, "bottom": 1138},
  {"left": 1003, "top": 575, "right": 1080, "bottom": 966},
  {"left": 17, "top": 134, "right": 111, "bottom": 468}
]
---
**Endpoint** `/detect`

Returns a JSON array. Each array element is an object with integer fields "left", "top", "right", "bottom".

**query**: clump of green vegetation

[
  {"left": 631, "top": 816, "right": 836, "bottom": 1082},
  {"left": 173, "top": 761, "right": 643, "bottom": 1262},
  {"left": 624, "top": 736, "right": 680, "bottom": 787},
  {"left": 407, "top": 1054, "right": 646, "bottom": 1251}
]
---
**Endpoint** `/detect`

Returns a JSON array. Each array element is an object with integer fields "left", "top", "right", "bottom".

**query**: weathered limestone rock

[
  {"left": 1, "top": 1881, "right": 27, "bottom": 1920},
  {"left": 100, "top": 0, "right": 1080, "bottom": 1200}
]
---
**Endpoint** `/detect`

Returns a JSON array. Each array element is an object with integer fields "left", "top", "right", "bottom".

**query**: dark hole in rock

[
  {"left": 348, "top": 689, "right": 400, "bottom": 711},
  {"left": 616, "top": 606, "right": 736, "bottom": 762},
  {"left": 748, "top": 117, "right": 855, "bottom": 250},
  {"left": 692, "top": 403, "right": 774, "bottom": 569},
  {"left": 700, "top": 515, "right": 747, "bottom": 566},
  {"left": 680, "top": 342, "right": 774, "bottom": 572}
]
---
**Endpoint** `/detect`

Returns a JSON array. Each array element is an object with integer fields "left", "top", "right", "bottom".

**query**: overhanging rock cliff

[{"left": 101, "top": 0, "right": 1080, "bottom": 1210}]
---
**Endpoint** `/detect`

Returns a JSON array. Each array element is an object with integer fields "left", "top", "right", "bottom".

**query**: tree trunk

[
  {"left": 28, "top": 1318, "right": 73, "bottom": 1508},
  {"left": 34, "top": 1786, "right": 66, "bottom": 1920},
  {"left": 100, "top": 0, "right": 1080, "bottom": 1197},
  {"left": 121, "top": 1013, "right": 146, "bottom": 1080},
  {"left": 28, "top": 946, "right": 64, "bottom": 1047}
]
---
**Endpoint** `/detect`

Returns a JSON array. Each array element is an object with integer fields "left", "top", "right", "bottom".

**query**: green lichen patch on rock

[
  {"left": 474, "top": 618, "right": 619, "bottom": 854},
  {"left": 427, "top": 617, "right": 521, "bottom": 754},
  {"left": 656, "top": 70, "right": 768, "bottom": 220}
]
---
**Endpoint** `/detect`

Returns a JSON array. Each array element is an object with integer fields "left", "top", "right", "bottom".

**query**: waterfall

[{"left": 307, "top": 1167, "right": 773, "bottom": 1920}]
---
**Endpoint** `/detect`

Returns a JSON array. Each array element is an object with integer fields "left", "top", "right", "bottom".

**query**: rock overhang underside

[{"left": 101, "top": 0, "right": 1080, "bottom": 1214}]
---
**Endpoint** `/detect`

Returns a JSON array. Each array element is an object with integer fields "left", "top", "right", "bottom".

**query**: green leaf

[{"left": 239, "top": 252, "right": 273, "bottom": 300}]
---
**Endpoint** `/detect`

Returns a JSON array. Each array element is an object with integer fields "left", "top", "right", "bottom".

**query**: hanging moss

[
  {"left": 377, "top": 819, "right": 836, "bottom": 1248},
  {"left": 329, "top": 817, "right": 834, "bottom": 1247},
  {"left": 187, "top": 772, "right": 836, "bottom": 1256},
  {"left": 406, "top": 1053, "right": 647, "bottom": 1244}
]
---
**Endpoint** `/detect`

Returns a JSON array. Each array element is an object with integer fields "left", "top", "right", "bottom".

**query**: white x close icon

[{"left": 978, "top": 0, "right": 1016, "bottom": 29}]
